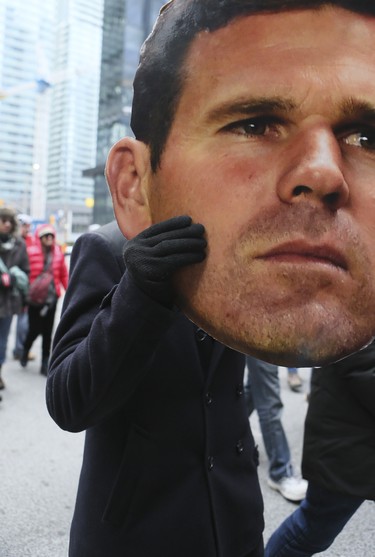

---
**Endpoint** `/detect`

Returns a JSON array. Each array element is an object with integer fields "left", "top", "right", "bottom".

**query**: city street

[{"left": 0, "top": 319, "right": 374, "bottom": 556}]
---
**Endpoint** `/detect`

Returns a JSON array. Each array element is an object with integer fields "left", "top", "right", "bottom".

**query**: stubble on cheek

[{"left": 174, "top": 206, "right": 375, "bottom": 366}]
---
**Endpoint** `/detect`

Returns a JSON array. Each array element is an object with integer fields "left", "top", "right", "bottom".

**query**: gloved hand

[{"left": 123, "top": 215, "right": 206, "bottom": 306}]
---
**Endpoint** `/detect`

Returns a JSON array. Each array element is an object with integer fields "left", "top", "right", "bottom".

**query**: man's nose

[{"left": 277, "top": 127, "right": 349, "bottom": 210}]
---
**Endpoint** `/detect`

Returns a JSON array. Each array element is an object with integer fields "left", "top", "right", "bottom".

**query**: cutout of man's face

[{"left": 146, "top": 7, "right": 375, "bottom": 365}]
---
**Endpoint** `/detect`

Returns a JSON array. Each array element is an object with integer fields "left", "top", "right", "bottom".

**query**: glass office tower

[
  {"left": 0, "top": 0, "right": 56, "bottom": 213},
  {"left": 0, "top": 0, "right": 103, "bottom": 239},
  {"left": 87, "top": 0, "right": 165, "bottom": 225},
  {"left": 46, "top": 0, "right": 104, "bottom": 239}
]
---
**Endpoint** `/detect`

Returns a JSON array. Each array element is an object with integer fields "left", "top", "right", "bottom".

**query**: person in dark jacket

[
  {"left": 265, "top": 341, "right": 375, "bottom": 556},
  {"left": 48, "top": 1, "right": 375, "bottom": 556},
  {"left": 0, "top": 207, "right": 29, "bottom": 392},
  {"left": 47, "top": 220, "right": 264, "bottom": 557}
]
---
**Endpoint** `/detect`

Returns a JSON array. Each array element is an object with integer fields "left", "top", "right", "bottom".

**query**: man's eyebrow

[
  {"left": 339, "top": 98, "right": 375, "bottom": 121},
  {"left": 205, "top": 97, "right": 297, "bottom": 124}
]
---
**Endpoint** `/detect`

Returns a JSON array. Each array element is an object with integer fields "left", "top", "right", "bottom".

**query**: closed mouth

[{"left": 258, "top": 241, "right": 348, "bottom": 271}]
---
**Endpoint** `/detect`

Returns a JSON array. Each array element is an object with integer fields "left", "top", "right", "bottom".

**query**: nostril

[
  {"left": 293, "top": 185, "right": 311, "bottom": 197},
  {"left": 291, "top": 185, "right": 343, "bottom": 209},
  {"left": 324, "top": 191, "right": 340, "bottom": 207}
]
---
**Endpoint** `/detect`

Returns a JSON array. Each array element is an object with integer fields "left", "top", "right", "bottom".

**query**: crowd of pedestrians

[{"left": 0, "top": 208, "right": 68, "bottom": 400}]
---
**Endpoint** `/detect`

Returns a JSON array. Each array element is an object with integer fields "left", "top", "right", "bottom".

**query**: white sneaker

[{"left": 267, "top": 476, "right": 308, "bottom": 502}]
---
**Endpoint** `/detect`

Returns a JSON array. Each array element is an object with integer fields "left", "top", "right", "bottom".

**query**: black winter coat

[
  {"left": 46, "top": 221, "right": 264, "bottom": 557},
  {"left": 0, "top": 235, "right": 29, "bottom": 318},
  {"left": 302, "top": 341, "right": 375, "bottom": 500}
]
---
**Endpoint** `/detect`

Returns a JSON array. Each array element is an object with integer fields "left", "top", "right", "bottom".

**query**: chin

[
  {"left": 180, "top": 290, "right": 375, "bottom": 367},
  {"left": 175, "top": 257, "right": 375, "bottom": 366}
]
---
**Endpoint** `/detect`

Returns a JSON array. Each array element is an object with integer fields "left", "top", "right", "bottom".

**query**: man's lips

[{"left": 257, "top": 241, "right": 348, "bottom": 271}]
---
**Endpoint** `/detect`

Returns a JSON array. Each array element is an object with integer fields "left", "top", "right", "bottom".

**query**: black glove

[{"left": 123, "top": 215, "right": 206, "bottom": 306}]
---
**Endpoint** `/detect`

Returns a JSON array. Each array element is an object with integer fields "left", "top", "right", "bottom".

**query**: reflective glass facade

[
  {"left": 0, "top": 0, "right": 56, "bottom": 213},
  {"left": 0, "top": 0, "right": 103, "bottom": 239},
  {"left": 91, "top": 0, "right": 165, "bottom": 225},
  {"left": 46, "top": 0, "right": 104, "bottom": 238}
]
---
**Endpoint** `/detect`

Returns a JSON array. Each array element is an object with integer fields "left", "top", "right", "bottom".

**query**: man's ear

[{"left": 106, "top": 137, "right": 152, "bottom": 239}]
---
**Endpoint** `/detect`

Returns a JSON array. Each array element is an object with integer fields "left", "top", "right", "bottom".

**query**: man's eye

[
  {"left": 223, "top": 117, "right": 281, "bottom": 137},
  {"left": 343, "top": 130, "right": 375, "bottom": 151}
]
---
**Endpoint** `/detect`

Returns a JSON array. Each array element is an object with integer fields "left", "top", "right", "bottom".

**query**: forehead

[{"left": 176, "top": 7, "right": 375, "bottom": 121}]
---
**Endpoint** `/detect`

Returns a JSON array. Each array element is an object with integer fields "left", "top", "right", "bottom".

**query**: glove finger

[
  {"left": 142, "top": 223, "right": 206, "bottom": 247},
  {"left": 146, "top": 238, "right": 207, "bottom": 257},
  {"left": 139, "top": 215, "right": 193, "bottom": 240},
  {"left": 162, "top": 252, "right": 206, "bottom": 270},
  {"left": 140, "top": 252, "right": 206, "bottom": 281}
]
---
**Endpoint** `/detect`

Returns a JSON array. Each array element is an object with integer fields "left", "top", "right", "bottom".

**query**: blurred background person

[
  {"left": 20, "top": 224, "right": 68, "bottom": 375},
  {"left": 17, "top": 213, "right": 34, "bottom": 248},
  {"left": 13, "top": 213, "right": 35, "bottom": 362},
  {"left": 287, "top": 368, "right": 303, "bottom": 393},
  {"left": 0, "top": 207, "right": 29, "bottom": 391},
  {"left": 245, "top": 356, "right": 307, "bottom": 502}
]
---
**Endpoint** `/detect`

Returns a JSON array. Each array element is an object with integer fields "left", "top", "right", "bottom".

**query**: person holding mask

[
  {"left": 48, "top": 219, "right": 263, "bottom": 556},
  {"left": 21, "top": 224, "right": 68, "bottom": 375},
  {"left": 47, "top": 1, "right": 375, "bottom": 556}
]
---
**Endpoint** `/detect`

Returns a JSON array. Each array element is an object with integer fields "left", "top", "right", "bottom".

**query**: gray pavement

[{"left": 0, "top": 320, "right": 374, "bottom": 556}]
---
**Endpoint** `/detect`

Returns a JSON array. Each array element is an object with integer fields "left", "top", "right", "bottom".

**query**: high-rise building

[
  {"left": 86, "top": 0, "right": 165, "bottom": 225},
  {"left": 0, "top": 0, "right": 56, "bottom": 214},
  {"left": 0, "top": 0, "right": 104, "bottom": 242},
  {"left": 46, "top": 0, "right": 104, "bottom": 240}
]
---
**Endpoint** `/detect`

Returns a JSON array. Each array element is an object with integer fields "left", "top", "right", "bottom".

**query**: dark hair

[
  {"left": 131, "top": 0, "right": 375, "bottom": 171},
  {"left": 0, "top": 207, "right": 17, "bottom": 234}
]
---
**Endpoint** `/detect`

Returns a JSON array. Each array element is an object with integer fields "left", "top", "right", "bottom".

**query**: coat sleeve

[{"left": 46, "top": 231, "right": 177, "bottom": 433}]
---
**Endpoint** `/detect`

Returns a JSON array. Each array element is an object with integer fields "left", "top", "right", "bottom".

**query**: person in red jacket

[{"left": 20, "top": 224, "right": 68, "bottom": 375}]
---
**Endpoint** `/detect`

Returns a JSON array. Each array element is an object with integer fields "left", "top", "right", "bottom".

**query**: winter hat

[
  {"left": 17, "top": 213, "right": 32, "bottom": 225},
  {"left": 38, "top": 225, "right": 56, "bottom": 238}
]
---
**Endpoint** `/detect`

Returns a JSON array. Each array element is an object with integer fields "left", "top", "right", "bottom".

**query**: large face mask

[{"left": 149, "top": 8, "right": 375, "bottom": 366}]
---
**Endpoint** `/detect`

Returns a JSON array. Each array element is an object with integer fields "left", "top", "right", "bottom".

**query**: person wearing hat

[
  {"left": 17, "top": 213, "right": 34, "bottom": 248},
  {"left": 0, "top": 207, "right": 29, "bottom": 392},
  {"left": 20, "top": 223, "right": 68, "bottom": 375}
]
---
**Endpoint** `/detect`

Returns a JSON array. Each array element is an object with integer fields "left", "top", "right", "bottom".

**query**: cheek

[
  {"left": 347, "top": 179, "right": 375, "bottom": 260},
  {"left": 153, "top": 151, "right": 267, "bottom": 220}
]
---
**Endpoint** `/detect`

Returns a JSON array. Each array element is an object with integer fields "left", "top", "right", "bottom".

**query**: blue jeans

[
  {"left": 0, "top": 315, "right": 13, "bottom": 365},
  {"left": 265, "top": 482, "right": 364, "bottom": 557},
  {"left": 245, "top": 356, "right": 292, "bottom": 481},
  {"left": 13, "top": 310, "right": 28, "bottom": 357}
]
